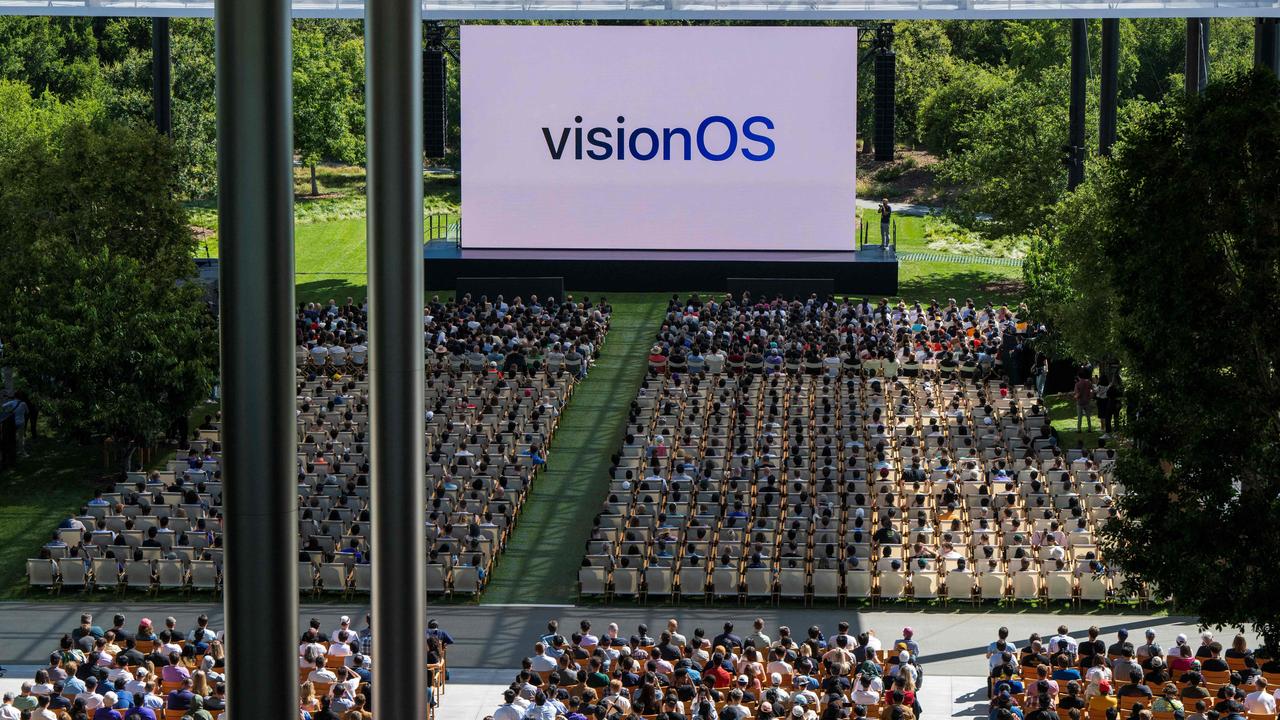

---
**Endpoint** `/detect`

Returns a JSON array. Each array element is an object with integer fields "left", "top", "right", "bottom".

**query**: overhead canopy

[{"left": 1, "top": 0, "right": 1277, "bottom": 19}]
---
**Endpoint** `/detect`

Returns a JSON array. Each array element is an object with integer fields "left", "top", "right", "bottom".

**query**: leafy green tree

[
  {"left": 892, "top": 21, "right": 953, "bottom": 147},
  {"left": 941, "top": 65, "right": 1096, "bottom": 235},
  {"left": 0, "top": 17, "right": 102, "bottom": 100},
  {"left": 293, "top": 22, "right": 365, "bottom": 195},
  {"left": 1031, "top": 69, "right": 1280, "bottom": 647},
  {"left": 0, "top": 86, "right": 215, "bottom": 446},
  {"left": 170, "top": 19, "right": 217, "bottom": 198},
  {"left": 917, "top": 60, "right": 1011, "bottom": 156}
]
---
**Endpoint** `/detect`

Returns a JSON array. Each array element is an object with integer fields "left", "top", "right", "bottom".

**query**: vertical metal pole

[
  {"left": 367, "top": 0, "right": 426, "bottom": 717},
  {"left": 151, "top": 17, "right": 171, "bottom": 137},
  {"left": 1099, "top": 18, "right": 1119, "bottom": 156},
  {"left": 1186, "top": 18, "right": 1209, "bottom": 94},
  {"left": 1068, "top": 19, "right": 1088, "bottom": 191},
  {"left": 214, "top": 0, "right": 297, "bottom": 717},
  {"left": 1257, "top": 18, "right": 1280, "bottom": 77}
]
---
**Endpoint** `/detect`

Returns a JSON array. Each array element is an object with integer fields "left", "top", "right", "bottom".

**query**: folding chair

[{"left": 27, "top": 559, "right": 59, "bottom": 592}]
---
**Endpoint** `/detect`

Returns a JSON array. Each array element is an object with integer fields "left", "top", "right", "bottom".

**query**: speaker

[
  {"left": 727, "top": 277, "right": 835, "bottom": 300},
  {"left": 456, "top": 277, "right": 565, "bottom": 301},
  {"left": 874, "top": 52, "right": 895, "bottom": 161},
  {"left": 423, "top": 47, "right": 447, "bottom": 159}
]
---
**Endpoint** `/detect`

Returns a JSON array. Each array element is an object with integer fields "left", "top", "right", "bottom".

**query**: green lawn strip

[
  {"left": 481, "top": 293, "right": 667, "bottom": 605},
  {"left": 1045, "top": 392, "right": 1103, "bottom": 450}
]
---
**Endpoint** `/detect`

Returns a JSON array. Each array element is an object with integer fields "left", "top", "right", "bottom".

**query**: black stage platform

[{"left": 424, "top": 241, "right": 898, "bottom": 295}]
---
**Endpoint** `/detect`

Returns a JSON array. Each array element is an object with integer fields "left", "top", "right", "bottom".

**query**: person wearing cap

[
  {"left": 1087, "top": 681, "right": 1117, "bottom": 715},
  {"left": 76, "top": 677, "right": 105, "bottom": 712},
  {"left": 896, "top": 628, "right": 920, "bottom": 658},
  {"left": 1108, "top": 629, "right": 1134, "bottom": 659},
  {"left": 91, "top": 691, "right": 123, "bottom": 720},
  {"left": 134, "top": 619, "right": 156, "bottom": 644},
  {"left": 327, "top": 616, "right": 353, "bottom": 644},
  {"left": 1136, "top": 630, "right": 1163, "bottom": 666}
]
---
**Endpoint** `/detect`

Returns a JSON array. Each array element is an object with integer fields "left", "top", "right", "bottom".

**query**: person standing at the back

[{"left": 1074, "top": 370, "right": 1094, "bottom": 433}]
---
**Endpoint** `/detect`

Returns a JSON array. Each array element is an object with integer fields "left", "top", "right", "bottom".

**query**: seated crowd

[
  {"left": 583, "top": 294, "right": 1129, "bottom": 603},
  {"left": 7, "top": 611, "right": 449, "bottom": 720},
  {"left": 28, "top": 294, "right": 611, "bottom": 596},
  {"left": 987, "top": 625, "right": 1280, "bottom": 720},
  {"left": 491, "top": 618, "right": 925, "bottom": 720}
]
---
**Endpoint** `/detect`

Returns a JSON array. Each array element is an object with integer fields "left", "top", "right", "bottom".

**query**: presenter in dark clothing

[{"left": 879, "top": 199, "right": 892, "bottom": 248}]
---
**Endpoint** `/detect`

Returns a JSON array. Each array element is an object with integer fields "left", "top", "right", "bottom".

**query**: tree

[
  {"left": 940, "top": 65, "right": 1096, "bottom": 236},
  {"left": 0, "top": 17, "right": 102, "bottom": 100},
  {"left": 1031, "top": 69, "right": 1280, "bottom": 647},
  {"left": 0, "top": 84, "right": 216, "bottom": 447},
  {"left": 292, "top": 22, "right": 365, "bottom": 195},
  {"left": 917, "top": 60, "right": 1011, "bottom": 156}
]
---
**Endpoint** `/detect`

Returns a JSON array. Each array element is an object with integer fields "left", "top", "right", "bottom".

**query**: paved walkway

[
  {"left": 0, "top": 601, "right": 1211, "bottom": 675},
  {"left": 480, "top": 294, "right": 667, "bottom": 605}
]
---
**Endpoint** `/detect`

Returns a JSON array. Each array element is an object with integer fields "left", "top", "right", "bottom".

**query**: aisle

[{"left": 481, "top": 293, "right": 669, "bottom": 605}]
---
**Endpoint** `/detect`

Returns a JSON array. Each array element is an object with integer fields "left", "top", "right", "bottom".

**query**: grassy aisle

[{"left": 481, "top": 292, "right": 667, "bottom": 605}]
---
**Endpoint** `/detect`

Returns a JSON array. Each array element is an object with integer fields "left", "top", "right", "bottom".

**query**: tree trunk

[{"left": 310, "top": 163, "right": 318, "bottom": 196}]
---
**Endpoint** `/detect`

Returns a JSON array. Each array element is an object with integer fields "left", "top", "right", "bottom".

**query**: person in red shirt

[
  {"left": 1073, "top": 371, "right": 1095, "bottom": 432},
  {"left": 705, "top": 654, "right": 734, "bottom": 689}
]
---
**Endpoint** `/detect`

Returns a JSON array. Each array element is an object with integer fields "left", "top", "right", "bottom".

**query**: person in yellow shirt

[{"left": 1089, "top": 681, "right": 1118, "bottom": 717}]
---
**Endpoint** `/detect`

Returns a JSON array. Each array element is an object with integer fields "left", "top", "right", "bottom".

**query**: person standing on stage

[{"left": 879, "top": 198, "right": 893, "bottom": 249}]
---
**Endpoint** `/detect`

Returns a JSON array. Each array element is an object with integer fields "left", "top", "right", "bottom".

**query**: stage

[{"left": 423, "top": 241, "right": 899, "bottom": 295}]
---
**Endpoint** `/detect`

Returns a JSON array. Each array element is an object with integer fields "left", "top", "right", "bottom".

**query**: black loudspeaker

[
  {"left": 456, "top": 277, "right": 565, "bottom": 301},
  {"left": 874, "top": 51, "right": 895, "bottom": 161},
  {"left": 727, "top": 277, "right": 835, "bottom": 300},
  {"left": 423, "top": 47, "right": 447, "bottom": 159}
]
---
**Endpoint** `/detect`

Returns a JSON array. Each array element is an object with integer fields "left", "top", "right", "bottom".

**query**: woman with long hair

[{"left": 300, "top": 680, "right": 322, "bottom": 714}]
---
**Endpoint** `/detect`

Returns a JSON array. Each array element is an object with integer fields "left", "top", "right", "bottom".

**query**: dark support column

[
  {"left": 1099, "top": 18, "right": 1120, "bottom": 156},
  {"left": 1068, "top": 18, "right": 1088, "bottom": 191},
  {"left": 214, "top": 0, "right": 297, "bottom": 717},
  {"left": 1186, "top": 18, "right": 1209, "bottom": 94},
  {"left": 367, "top": 0, "right": 426, "bottom": 717},
  {"left": 151, "top": 17, "right": 171, "bottom": 137},
  {"left": 1257, "top": 18, "right": 1280, "bottom": 77}
]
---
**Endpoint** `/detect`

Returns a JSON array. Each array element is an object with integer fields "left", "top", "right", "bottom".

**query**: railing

[{"left": 425, "top": 212, "right": 461, "bottom": 244}]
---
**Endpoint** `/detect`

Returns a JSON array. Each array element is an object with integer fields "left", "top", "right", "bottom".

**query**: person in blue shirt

[{"left": 426, "top": 619, "right": 454, "bottom": 646}]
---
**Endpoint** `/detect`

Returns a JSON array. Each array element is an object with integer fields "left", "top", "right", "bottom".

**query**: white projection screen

[{"left": 460, "top": 25, "right": 858, "bottom": 252}]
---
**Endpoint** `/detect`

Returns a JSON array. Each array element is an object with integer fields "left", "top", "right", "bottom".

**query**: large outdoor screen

[{"left": 460, "top": 25, "right": 858, "bottom": 252}]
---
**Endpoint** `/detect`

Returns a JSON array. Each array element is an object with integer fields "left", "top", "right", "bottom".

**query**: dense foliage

[
  {"left": 0, "top": 81, "right": 217, "bottom": 446},
  {"left": 1028, "top": 70, "right": 1280, "bottom": 645},
  {"left": 0, "top": 16, "right": 1263, "bottom": 221}
]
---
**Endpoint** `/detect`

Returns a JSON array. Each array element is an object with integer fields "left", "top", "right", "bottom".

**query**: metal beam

[
  {"left": 1068, "top": 18, "right": 1087, "bottom": 190},
  {"left": 1099, "top": 18, "right": 1119, "bottom": 156},
  {"left": 1258, "top": 17, "right": 1280, "bottom": 75},
  {"left": 367, "top": 0, "right": 427, "bottom": 717},
  {"left": 214, "top": 0, "right": 298, "bottom": 717},
  {"left": 151, "top": 17, "right": 171, "bottom": 137},
  {"left": 4, "top": 3, "right": 1280, "bottom": 20}
]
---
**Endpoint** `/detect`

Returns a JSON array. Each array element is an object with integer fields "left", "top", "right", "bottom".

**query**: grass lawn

[{"left": 0, "top": 402, "right": 220, "bottom": 600}]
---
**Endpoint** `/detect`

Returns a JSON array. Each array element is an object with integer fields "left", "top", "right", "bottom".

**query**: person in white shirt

[
  {"left": 307, "top": 657, "right": 338, "bottom": 685},
  {"left": 328, "top": 632, "right": 353, "bottom": 660},
  {"left": 74, "top": 677, "right": 104, "bottom": 711},
  {"left": 0, "top": 694, "right": 19, "bottom": 720},
  {"left": 494, "top": 689, "right": 526, "bottom": 720},
  {"left": 1247, "top": 678, "right": 1277, "bottom": 714},
  {"left": 330, "top": 616, "right": 354, "bottom": 643},
  {"left": 529, "top": 643, "right": 558, "bottom": 673},
  {"left": 852, "top": 675, "right": 882, "bottom": 705}
]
